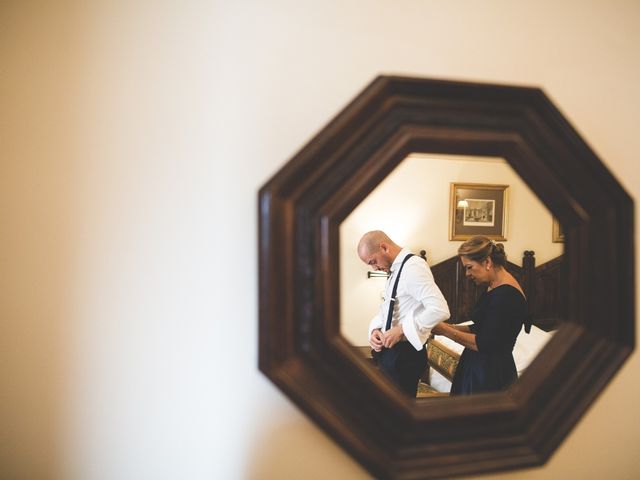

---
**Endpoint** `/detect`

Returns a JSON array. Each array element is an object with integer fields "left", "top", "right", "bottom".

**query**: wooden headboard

[{"left": 430, "top": 251, "right": 565, "bottom": 331}]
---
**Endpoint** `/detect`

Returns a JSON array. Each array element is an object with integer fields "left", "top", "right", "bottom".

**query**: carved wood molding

[{"left": 258, "top": 76, "right": 634, "bottom": 479}]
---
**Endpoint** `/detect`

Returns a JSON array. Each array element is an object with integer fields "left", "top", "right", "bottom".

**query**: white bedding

[{"left": 429, "top": 324, "right": 555, "bottom": 393}]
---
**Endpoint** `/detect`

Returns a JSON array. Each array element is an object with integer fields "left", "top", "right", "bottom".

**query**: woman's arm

[{"left": 432, "top": 322, "right": 478, "bottom": 351}]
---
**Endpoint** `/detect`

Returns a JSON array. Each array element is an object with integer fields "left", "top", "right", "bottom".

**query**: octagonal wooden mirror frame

[{"left": 258, "top": 76, "right": 634, "bottom": 479}]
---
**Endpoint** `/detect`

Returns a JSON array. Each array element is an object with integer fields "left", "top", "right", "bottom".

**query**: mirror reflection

[{"left": 340, "top": 154, "right": 564, "bottom": 398}]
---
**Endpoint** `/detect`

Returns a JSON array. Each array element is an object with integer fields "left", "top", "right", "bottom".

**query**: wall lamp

[{"left": 367, "top": 270, "right": 389, "bottom": 278}]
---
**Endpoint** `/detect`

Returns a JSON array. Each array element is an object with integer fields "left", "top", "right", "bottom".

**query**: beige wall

[
  {"left": 340, "top": 154, "right": 563, "bottom": 346},
  {"left": 1, "top": 1, "right": 639, "bottom": 479}
]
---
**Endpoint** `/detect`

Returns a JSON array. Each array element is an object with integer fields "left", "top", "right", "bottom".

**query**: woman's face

[{"left": 460, "top": 255, "right": 491, "bottom": 285}]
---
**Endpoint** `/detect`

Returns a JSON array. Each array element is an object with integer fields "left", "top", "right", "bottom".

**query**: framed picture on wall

[
  {"left": 552, "top": 216, "right": 564, "bottom": 243},
  {"left": 449, "top": 183, "right": 509, "bottom": 240}
]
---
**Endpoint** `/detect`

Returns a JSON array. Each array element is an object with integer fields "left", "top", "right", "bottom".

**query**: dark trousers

[{"left": 373, "top": 342, "right": 427, "bottom": 397}]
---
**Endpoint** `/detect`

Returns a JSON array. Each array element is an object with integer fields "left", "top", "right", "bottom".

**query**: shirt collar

[{"left": 389, "top": 248, "right": 411, "bottom": 274}]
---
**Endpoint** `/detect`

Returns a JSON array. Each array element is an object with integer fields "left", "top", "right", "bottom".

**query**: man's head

[{"left": 357, "top": 230, "right": 402, "bottom": 273}]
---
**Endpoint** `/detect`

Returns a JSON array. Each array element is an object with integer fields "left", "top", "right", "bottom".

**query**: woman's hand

[{"left": 431, "top": 322, "right": 445, "bottom": 335}]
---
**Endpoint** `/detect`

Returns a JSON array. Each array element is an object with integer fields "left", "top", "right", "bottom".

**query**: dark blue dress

[{"left": 450, "top": 284, "right": 527, "bottom": 396}]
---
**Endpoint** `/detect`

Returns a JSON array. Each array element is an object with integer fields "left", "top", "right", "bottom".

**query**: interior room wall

[
  {"left": 340, "top": 154, "right": 563, "bottom": 346},
  {"left": 1, "top": 1, "right": 639, "bottom": 479}
]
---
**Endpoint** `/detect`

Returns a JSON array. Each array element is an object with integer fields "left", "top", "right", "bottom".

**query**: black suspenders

[{"left": 384, "top": 253, "right": 415, "bottom": 331}]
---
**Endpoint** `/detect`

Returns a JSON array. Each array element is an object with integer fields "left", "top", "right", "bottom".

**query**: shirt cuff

[
  {"left": 368, "top": 317, "right": 383, "bottom": 339},
  {"left": 402, "top": 321, "right": 428, "bottom": 351}
]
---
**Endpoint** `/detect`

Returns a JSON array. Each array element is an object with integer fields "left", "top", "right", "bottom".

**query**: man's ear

[{"left": 379, "top": 242, "right": 389, "bottom": 253}]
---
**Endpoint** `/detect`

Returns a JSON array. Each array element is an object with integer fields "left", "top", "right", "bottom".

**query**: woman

[{"left": 432, "top": 236, "right": 528, "bottom": 395}]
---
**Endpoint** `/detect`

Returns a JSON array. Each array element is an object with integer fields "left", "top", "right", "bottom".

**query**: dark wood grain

[{"left": 258, "top": 76, "right": 634, "bottom": 479}]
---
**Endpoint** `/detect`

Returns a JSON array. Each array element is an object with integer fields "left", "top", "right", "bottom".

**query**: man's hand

[
  {"left": 382, "top": 325, "right": 403, "bottom": 349},
  {"left": 369, "top": 329, "right": 384, "bottom": 352}
]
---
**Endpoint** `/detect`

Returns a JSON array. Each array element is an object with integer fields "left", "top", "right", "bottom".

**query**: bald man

[{"left": 358, "top": 230, "right": 450, "bottom": 396}]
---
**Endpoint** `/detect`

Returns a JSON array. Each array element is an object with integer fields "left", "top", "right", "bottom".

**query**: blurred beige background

[{"left": 1, "top": 1, "right": 638, "bottom": 479}]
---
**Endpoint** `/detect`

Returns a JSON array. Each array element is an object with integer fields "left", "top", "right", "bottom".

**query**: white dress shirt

[{"left": 368, "top": 248, "right": 450, "bottom": 350}]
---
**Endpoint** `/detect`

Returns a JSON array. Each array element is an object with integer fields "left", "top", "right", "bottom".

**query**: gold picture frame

[
  {"left": 449, "top": 182, "right": 509, "bottom": 240},
  {"left": 552, "top": 216, "right": 565, "bottom": 243}
]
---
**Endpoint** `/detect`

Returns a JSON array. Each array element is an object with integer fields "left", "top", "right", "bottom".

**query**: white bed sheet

[{"left": 428, "top": 324, "right": 555, "bottom": 393}]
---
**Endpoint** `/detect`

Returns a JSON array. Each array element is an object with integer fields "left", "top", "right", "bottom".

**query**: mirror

[
  {"left": 339, "top": 153, "right": 564, "bottom": 397},
  {"left": 258, "top": 76, "right": 633, "bottom": 479}
]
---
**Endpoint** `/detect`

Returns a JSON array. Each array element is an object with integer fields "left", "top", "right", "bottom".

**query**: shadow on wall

[
  {"left": 1, "top": 3, "right": 83, "bottom": 474},
  {"left": 1, "top": 163, "right": 78, "bottom": 478}
]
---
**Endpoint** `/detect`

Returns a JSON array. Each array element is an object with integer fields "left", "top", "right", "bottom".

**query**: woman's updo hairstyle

[{"left": 458, "top": 235, "right": 507, "bottom": 267}]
